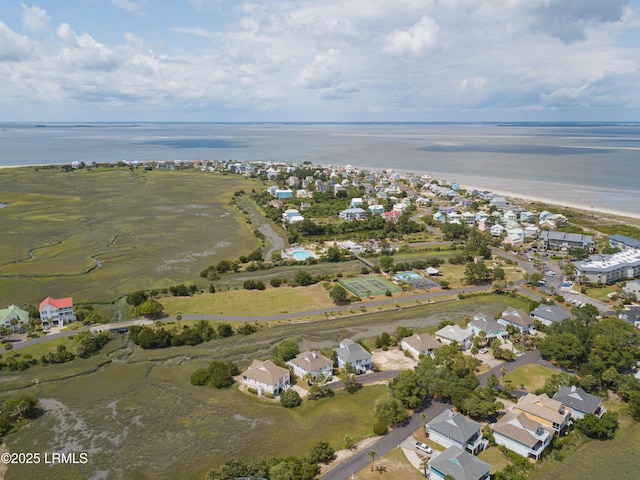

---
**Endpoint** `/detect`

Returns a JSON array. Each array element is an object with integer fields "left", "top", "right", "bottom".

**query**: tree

[
  {"left": 294, "top": 270, "right": 314, "bottom": 286},
  {"left": 190, "top": 368, "right": 210, "bottom": 386},
  {"left": 271, "top": 339, "right": 300, "bottom": 362},
  {"left": 379, "top": 255, "right": 394, "bottom": 273},
  {"left": 326, "top": 246, "right": 342, "bottom": 262},
  {"left": 217, "top": 323, "right": 234, "bottom": 338},
  {"left": 343, "top": 434, "right": 355, "bottom": 450},
  {"left": 209, "top": 283, "right": 215, "bottom": 293},
  {"left": 575, "top": 411, "right": 619, "bottom": 440},
  {"left": 309, "top": 440, "right": 335, "bottom": 464},
  {"left": 207, "top": 361, "right": 237, "bottom": 388},
  {"left": 389, "top": 370, "right": 427, "bottom": 409},
  {"left": 368, "top": 450, "right": 377, "bottom": 472},
  {"left": 441, "top": 222, "right": 469, "bottom": 241},
  {"left": 373, "top": 395, "right": 409, "bottom": 427},
  {"left": 329, "top": 284, "right": 349, "bottom": 304},
  {"left": 126, "top": 290, "right": 148, "bottom": 307},
  {"left": 280, "top": 389, "right": 302, "bottom": 408},
  {"left": 464, "top": 262, "right": 491, "bottom": 284},
  {"left": 340, "top": 371, "right": 359, "bottom": 394},
  {"left": 136, "top": 298, "right": 164, "bottom": 318}
]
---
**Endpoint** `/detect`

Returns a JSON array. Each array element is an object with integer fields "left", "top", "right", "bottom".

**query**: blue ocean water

[{"left": 0, "top": 122, "right": 639, "bottom": 217}]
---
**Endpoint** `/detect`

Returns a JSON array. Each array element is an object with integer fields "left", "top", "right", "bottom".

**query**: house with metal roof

[
  {"left": 610, "top": 233, "right": 640, "bottom": 251},
  {"left": 334, "top": 339, "right": 372, "bottom": 374},
  {"left": 426, "top": 409, "right": 487, "bottom": 455},
  {"left": 552, "top": 385, "right": 605, "bottom": 420},
  {"left": 428, "top": 446, "right": 491, "bottom": 480},
  {"left": 39, "top": 296, "right": 75, "bottom": 327},
  {"left": 539, "top": 231, "right": 595, "bottom": 252},
  {"left": 0, "top": 305, "right": 29, "bottom": 330},
  {"left": 491, "top": 412, "right": 552, "bottom": 460}
]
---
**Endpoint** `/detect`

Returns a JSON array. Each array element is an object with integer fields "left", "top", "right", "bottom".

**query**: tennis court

[{"left": 339, "top": 276, "right": 401, "bottom": 297}]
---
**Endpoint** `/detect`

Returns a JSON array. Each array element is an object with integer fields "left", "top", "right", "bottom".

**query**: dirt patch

[{"left": 372, "top": 348, "right": 417, "bottom": 371}]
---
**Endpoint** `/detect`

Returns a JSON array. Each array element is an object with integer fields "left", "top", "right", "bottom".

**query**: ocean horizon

[{"left": 1, "top": 121, "right": 639, "bottom": 218}]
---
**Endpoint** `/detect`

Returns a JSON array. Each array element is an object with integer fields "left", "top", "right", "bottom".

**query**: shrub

[
  {"left": 280, "top": 389, "right": 302, "bottom": 408},
  {"left": 373, "top": 420, "right": 388, "bottom": 435},
  {"left": 190, "top": 368, "right": 210, "bottom": 386}
]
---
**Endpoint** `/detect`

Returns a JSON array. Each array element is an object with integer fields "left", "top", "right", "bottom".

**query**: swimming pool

[
  {"left": 395, "top": 271, "right": 424, "bottom": 281},
  {"left": 291, "top": 250, "right": 314, "bottom": 260}
]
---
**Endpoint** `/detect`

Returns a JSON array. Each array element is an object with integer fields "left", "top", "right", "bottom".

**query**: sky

[{"left": 0, "top": 0, "right": 639, "bottom": 122}]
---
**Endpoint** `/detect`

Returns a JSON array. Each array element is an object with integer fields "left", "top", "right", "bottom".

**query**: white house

[
  {"left": 492, "top": 412, "right": 552, "bottom": 460},
  {"left": 426, "top": 409, "right": 487, "bottom": 454},
  {"left": 339, "top": 208, "right": 367, "bottom": 221},
  {"left": 515, "top": 393, "right": 573, "bottom": 435},
  {"left": 468, "top": 313, "right": 507, "bottom": 339},
  {"left": 490, "top": 224, "right": 505, "bottom": 237},
  {"left": 241, "top": 359, "right": 291, "bottom": 396},
  {"left": 498, "top": 307, "right": 535, "bottom": 334},
  {"left": 39, "top": 297, "right": 75, "bottom": 327},
  {"left": 435, "top": 325, "right": 472, "bottom": 350},
  {"left": 1, "top": 305, "right": 29, "bottom": 330},
  {"left": 334, "top": 339, "right": 372, "bottom": 374},
  {"left": 287, "top": 351, "right": 333, "bottom": 380}
]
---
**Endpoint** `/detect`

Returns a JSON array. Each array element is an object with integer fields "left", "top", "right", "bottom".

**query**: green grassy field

[
  {"left": 505, "top": 364, "right": 559, "bottom": 392},
  {"left": 0, "top": 167, "right": 261, "bottom": 305}
]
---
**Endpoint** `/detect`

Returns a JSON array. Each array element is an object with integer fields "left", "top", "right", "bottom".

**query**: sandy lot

[{"left": 372, "top": 348, "right": 417, "bottom": 371}]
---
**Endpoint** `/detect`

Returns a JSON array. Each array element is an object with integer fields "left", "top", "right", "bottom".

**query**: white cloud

[
  {"left": 57, "top": 23, "right": 118, "bottom": 71},
  {"left": 111, "top": 0, "right": 147, "bottom": 15},
  {"left": 382, "top": 16, "right": 440, "bottom": 56},
  {"left": 170, "top": 27, "right": 217, "bottom": 39},
  {"left": 0, "top": 21, "right": 33, "bottom": 61},
  {"left": 293, "top": 50, "right": 343, "bottom": 89},
  {"left": 21, "top": 4, "right": 50, "bottom": 32}
]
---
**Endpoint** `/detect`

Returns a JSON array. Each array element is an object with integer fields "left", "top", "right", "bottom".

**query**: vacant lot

[
  {"left": 0, "top": 167, "right": 261, "bottom": 305},
  {"left": 504, "top": 364, "right": 558, "bottom": 392}
]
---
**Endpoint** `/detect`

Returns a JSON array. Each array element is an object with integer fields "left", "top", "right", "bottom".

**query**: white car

[
  {"left": 545, "top": 271, "right": 556, "bottom": 277},
  {"left": 479, "top": 347, "right": 488, "bottom": 354},
  {"left": 415, "top": 442, "right": 433, "bottom": 454}
]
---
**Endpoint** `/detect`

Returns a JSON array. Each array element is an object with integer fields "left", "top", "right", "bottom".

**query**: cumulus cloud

[
  {"left": 293, "top": 49, "right": 343, "bottom": 89},
  {"left": 529, "top": 0, "right": 629, "bottom": 44},
  {"left": 0, "top": 21, "right": 33, "bottom": 61},
  {"left": 382, "top": 16, "right": 440, "bottom": 56},
  {"left": 21, "top": 4, "right": 50, "bottom": 32},
  {"left": 57, "top": 23, "right": 118, "bottom": 71}
]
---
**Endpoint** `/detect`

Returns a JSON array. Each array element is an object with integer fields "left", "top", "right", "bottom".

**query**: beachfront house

[
  {"left": 241, "top": 359, "right": 291, "bottom": 396},
  {"left": 400, "top": 334, "right": 442, "bottom": 359},
  {"left": 610, "top": 234, "right": 640, "bottom": 251},
  {"left": 287, "top": 351, "right": 333, "bottom": 381},
  {"left": 1, "top": 305, "right": 29, "bottom": 331},
  {"left": 552, "top": 385, "right": 605, "bottom": 420},
  {"left": 491, "top": 412, "right": 552, "bottom": 460},
  {"left": 426, "top": 409, "right": 487, "bottom": 454},
  {"left": 334, "top": 339, "right": 372, "bottom": 374},
  {"left": 428, "top": 446, "right": 491, "bottom": 480},
  {"left": 39, "top": 297, "right": 75, "bottom": 327},
  {"left": 435, "top": 325, "right": 472, "bottom": 350}
]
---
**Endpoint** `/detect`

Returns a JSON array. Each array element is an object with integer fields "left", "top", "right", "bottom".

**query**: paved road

[{"left": 319, "top": 400, "right": 450, "bottom": 480}]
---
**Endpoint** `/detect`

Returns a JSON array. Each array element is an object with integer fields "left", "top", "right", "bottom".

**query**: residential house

[
  {"left": 490, "top": 224, "right": 505, "bottom": 237},
  {"left": 503, "top": 228, "right": 524, "bottom": 248},
  {"left": 368, "top": 204, "right": 385, "bottom": 216},
  {"left": 447, "top": 212, "right": 461, "bottom": 223},
  {"left": 574, "top": 250, "right": 640, "bottom": 285},
  {"left": 492, "top": 412, "right": 552, "bottom": 460},
  {"left": 426, "top": 409, "right": 487, "bottom": 454},
  {"left": 520, "top": 211, "right": 535, "bottom": 222},
  {"left": 338, "top": 208, "right": 367, "bottom": 221},
  {"left": 400, "top": 334, "right": 442, "bottom": 359},
  {"left": 503, "top": 210, "right": 517, "bottom": 223},
  {"left": 275, "top": 188, "right": 293, "bottom": 199},
  {"left": 490, "top": 196, "right": 508, "bottom": 209},
  {"left": 498, "top": 307, "right": 535, "bottom": 334},
  {"left": 515, "top": 393, "right": 572, "bottom": 435},
  {"left": 475, "top": 211, "right": 489, "bottom": 223},
  {"left": 428, "top": 446, "right": 491, "bottom": 480},
  {"left": 334, "top": 339, "right": 372, "bottom": 374},
  {"left": 524, "top": 225, "right": 540, "bottom": 238},
  {"left": 433, "top": 212, "right": 447, "bottom": 223},
  {"left": 530, "top": 305, "right": 571, "bottom": 327},
  {"left": 287, "top": 351, "right": 333, "bottom": 381},
  {"left": 435, "top": 325, "right": 472, "bottom": 350},
  {"left": 350, "top": 197, "right": 364, "bottom": 208},
  {"left": 552, "top": 385, "right": 605, "bottom": 420},
  {"left": 624, "top": 280, "right": 640, "bottom": 296},
  {"left": 39, "top": 297, "right": 75, "bottom": 327},
  {"left": 610, "top": 233, "right": 640, "bottom": 251},
  {"left": 539, "top": 231, "right": 595, "bottom": 252},
  {"left": 383, "top": 210, "right": 402, "bottom": 222},
  {"left": 241, "top": 359, "right": 290, "bottom": 396},
  {"left": 1, "top": 305, "right": 29, "bottom": 330},
  {"left": 337, "top": 240, "right": 365, "bottom": 254},
  {"left": 468, "top": 313, "right": 507, "bottom": 340},
  {"left": 461, "top": 212, "right": 475, "bottom": 226},
  {"left": 288, "top": 176, "right": 299, "bottom": 187}
]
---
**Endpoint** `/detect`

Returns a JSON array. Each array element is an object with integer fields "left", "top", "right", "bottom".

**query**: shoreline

[{"left": 2, "top": 161, "right": 640, "bottom": 222}]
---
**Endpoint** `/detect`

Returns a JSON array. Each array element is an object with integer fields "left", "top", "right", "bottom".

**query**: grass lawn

[
  {"left": 161, "top": 283, "right": 335, "bottom": 316},
  {"left": 583, "top": 284, "right": 619, "bottom": 303},
  {"left": 504, "top": 364, "right": 559, "bottom": 392},
  {"left": 354, "top": 447, "right": 425, "bottom": 480},
  {"left": 0, "top": 167, "right": 261, "bottom": 305},
  {"left": 477, "top": 447, "right": 512, "bottom": 474}
]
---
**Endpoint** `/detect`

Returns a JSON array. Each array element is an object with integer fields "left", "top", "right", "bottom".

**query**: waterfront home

[
  {"left": 610, "top": 233, "right": 640, "bottom": 251},
  {"left": 435, "top": 325, "right": 472, "bottom": 350},
  {"left": 469, "top": 313, "right": 507, "bottom": 340},
  {"left": 275, "top": 188, "right": 293, "bottom": 199},
  {"left": 368, "top": 204, "right": 385, "bottom": 216},
  {"left": 428, "top": 446, "right": 491, "bottom": 480},
  {"left": 498, "top": 307, "right": 535, "bottom": 334},
  {"left": 287, "top": 351, "right": 333, "bottom": 381},
  {"left": 334, "top": 339, "right": 372, "bottom": 374},
  {"left": 241, "top": 359, "right": 290, "bottom": 396},
  {"left": 552, "top": 385, "right": 605, "bottom": 420},
  {"left": 338, "top": 208, "right": 367, "bottom": 221},
  {"left": 400, "top": 334, "right": 442, "bottom": 359},
  {"left": 39, "top": 297, "right": 75, "bottom": 327},
  {"left": 492, "top": 412, "right": 551, "bottom": 460},
  {"left": 574, "top": 250, "right": 640, "bottom": 284},
  {"left": 426, "top": 409, "right": 487, "bottom": 454},
  {"left": 530, "top": 304, "right": 571, "bottom": 327},
  {"left": 515, "top": 393, "right": 572, "bottom": 435},
  {"left": 490, "top": 196, "right": 508, "bottom": 209},
  {"left": 337, "top": 240, "right": 365, "bottom": 254},
  {"left": 1, "top": 305, "right": 29, "bottom": 330},
  {"left": 520, "top": 211, "right": 535, "bottom": 222}
]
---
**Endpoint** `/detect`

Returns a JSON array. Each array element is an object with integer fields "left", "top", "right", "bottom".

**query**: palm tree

[
  {"left": 420, "top": 459, "right": 429, "bottom": 478},
  {"left": 368, "top": 450, "right": 377, "bottom": 471},
  {"left": 501, "top": 366, "right": 507, "bottom": 384},
  {"left": 175, "top": 312, "right": 182, "bottom": 329}
]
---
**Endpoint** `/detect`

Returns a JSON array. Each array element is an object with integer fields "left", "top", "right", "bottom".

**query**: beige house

[
  {"left": 241, "top": 359, "right": 290, "bottom": 396},
  {"left": 400, "top": 334, "right": 442, "bottom": 358},
  {"left": 287, "top": 351, "right": 333, "bottom": 380},
  {"left": 515, "top": 393, "right": 572, "bottom": 435},
  {"left": 492, "top": 412, "right": 551, "bottom": 460}
]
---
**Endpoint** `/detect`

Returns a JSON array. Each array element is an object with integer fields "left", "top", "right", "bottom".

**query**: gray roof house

[
  {"left": 540, "top": 231, "right": 595, "bottom": 252},
  {"left": 435, "top": 325, "right": 472, "bottom": 350},
  {"left": 468, "top": 313, "right": 507, "bottom": 339},
  {"left": 498, "top": 307, "right": 535, "bottom": 334},
  {"left": 400, "top": 334, "right": 442, "bottom": 359},
  {"left": 552, "top": 385, "right": 605, "bottom": 420},
  {"left": 334, "top": 339, "right": 372, "bottom": 374},
  {"left": 530, "top": 305, "right": 572, "bottom": 327},
  {"left": 287, "top": 351, "right": 333, "bottom": 380},
  {"left": 426, "top": 409, "right": 487, "bottom": 455},
  {"left": 491, "top": 412, "right": 551, "bottom": 460},
  {"left": 610, "top": 233, "right": 640, "bottom": 251},
  {"left": 428, "top": 446, "right": 491, "bottom": 480}
]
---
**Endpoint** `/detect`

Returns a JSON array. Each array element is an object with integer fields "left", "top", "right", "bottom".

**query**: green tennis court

[{"left": 338, "top": 276, "right": 401, "bottom": 297}]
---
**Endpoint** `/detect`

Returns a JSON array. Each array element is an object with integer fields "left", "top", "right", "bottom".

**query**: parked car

[
  {"left": 415, "top": 442, "right": 433, "bottom": 454},
  {"left": 479, "top": 347, "right": 488, "bottom": 354}
]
